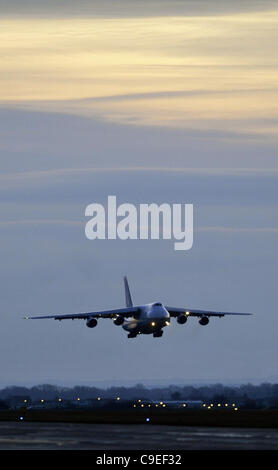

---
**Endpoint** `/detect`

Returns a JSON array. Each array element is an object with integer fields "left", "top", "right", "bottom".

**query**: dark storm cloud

[{"left": 0, "top": 0, "right": 276, "bottom": 18}]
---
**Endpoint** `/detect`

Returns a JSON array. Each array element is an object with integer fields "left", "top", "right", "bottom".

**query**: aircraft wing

[
  {"left": 26, "top": 306, "right": 140, "bottom": 321},
  {"left": 165, "top": 306, "right": 252, "bottom": 318}
]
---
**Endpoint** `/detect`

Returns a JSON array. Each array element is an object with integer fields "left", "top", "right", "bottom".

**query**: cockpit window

[{"left": 153, "top": 302, "right": 162, "bottom": 307}]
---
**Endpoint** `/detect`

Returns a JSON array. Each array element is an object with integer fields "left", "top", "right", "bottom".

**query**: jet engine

[
  {"left": 113, "top": 316, "right": 125, "bottom": 326},
  {"left": 199, "top": 316, "right": 209, "bottom": 326},
  {"left": 86, "top": 318, "right": 98, "bottom": 328},
  {"left": 177, "top": 314, "right": 187, "bottom": 324}
]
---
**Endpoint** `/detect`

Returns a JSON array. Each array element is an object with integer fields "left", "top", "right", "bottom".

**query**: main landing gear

[{"left": 127, "top": 332, "right": 137, "bottom": 338}]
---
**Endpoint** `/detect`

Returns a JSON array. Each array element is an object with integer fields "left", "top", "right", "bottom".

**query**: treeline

[{"left": 1, "top": 382, "right": 278, "bottom": 405}]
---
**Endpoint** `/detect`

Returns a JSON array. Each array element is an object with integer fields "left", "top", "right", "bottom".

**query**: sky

[{"left": 0, "top": 0, "right": 277, "bottom": 388}]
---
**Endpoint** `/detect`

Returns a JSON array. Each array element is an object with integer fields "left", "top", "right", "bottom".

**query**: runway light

[
  {"left": 208, "top": 406, "right": 211, "bottom": 409},
  {"left": 116, "top": 397, "right": 120, "bottom": 401},
  {"left": 155, "top": 404, "right": 159, "bottom": 407},
  {"left": 160, "top": 401, "right": 163, "bottom": 405},
  {"left": 41, "top": 399, "right": 44, "bottom": 403},
  {"left": 225, "top": 404, "right": 228, "bottom": 407},
  {"left": 58, "top": 398, "right": 62, "bottom": 402},
  {"left": 186, "top": 311, "right": 190, "bottom": 315},
  {"left": 182, "top": 404, "right": 187, "bottom": 408},
  {"left": 234, "top": 407, "right": 238, "bottom": 411},
  {"left": 165, "top": 322, "right": 170, "bottom": 326},
  {"left": 218, "top": 404, "right": 221, "bottom": 407},
  {"left": 97, "top": 397, "right": 101, "bottom": 401},
  {"left": 133, "top": 404, "right": 136, "bottom": 408},
  {"left": 163, "top": 404, "right": 166, "bottom": 407},
  {"left": 146, "top": 418, "right": 150, "bottom": 422},
  {"left": 232, "top": 404, "right": 235, "bottom": 407},
  {"left": 19, "top": 416, "right": 24, "bottom": 421},
  {"left": 203, "top": 404, "right": 206, "bottom": 407},
  {"left": 77, "top": 398, "right": 80, "bottom": 401},
  {"left": 141, "top": 404, "right": 144, "bottom": 407},
  {"left": 151, "top": 322, "right": 156, "bottom": 327}
]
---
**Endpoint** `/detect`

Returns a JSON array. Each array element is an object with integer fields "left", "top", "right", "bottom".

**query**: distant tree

[
  {"left": 211, "top": 394, "right": 226, "bottom": 404},
  {"left": 171, "top": 391, "right": 181, "bottom": 400},
  {"left": 0, "top": 399, "right": 9, "bottom": 410}
]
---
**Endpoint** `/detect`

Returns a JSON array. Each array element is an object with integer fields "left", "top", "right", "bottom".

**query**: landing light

[{"left": 185, "top": 311, "right": 190, "bottom": 315}]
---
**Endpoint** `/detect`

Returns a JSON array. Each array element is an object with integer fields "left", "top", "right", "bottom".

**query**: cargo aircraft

[{"left": 26, "top": 277, "right": 252, "bottom": 338}]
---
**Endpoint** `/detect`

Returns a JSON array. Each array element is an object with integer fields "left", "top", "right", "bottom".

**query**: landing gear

[
  {"left": 127, "top": 332, "right": 137, "bottom": 338},
  {"left": 153, "top": 330, "right": 163, "bottom": 338}
]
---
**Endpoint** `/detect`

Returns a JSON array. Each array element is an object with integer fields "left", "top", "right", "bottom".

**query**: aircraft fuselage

[{"left": 122, "top": 302, "right": 170, "bottom": 335}]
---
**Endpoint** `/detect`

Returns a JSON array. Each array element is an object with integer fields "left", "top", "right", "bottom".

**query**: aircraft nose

[
  {"left": 151, "top": 306, "right": 170, "bottom": 319},
  {"left": 162, "top": 306, "right": 170, "bottom": 318}
]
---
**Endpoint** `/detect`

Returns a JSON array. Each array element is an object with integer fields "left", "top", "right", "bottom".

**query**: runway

[{"left": 0, "top": 422, "right": 277, "bottom": 450}]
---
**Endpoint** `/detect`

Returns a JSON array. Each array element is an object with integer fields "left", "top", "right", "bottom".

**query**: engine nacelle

[
  {"left": 199, "top": 316, "right": 209, "bottom": 326},
  {"left": 177, "top": 314, "right": 187, "bottom": 324},
  {"left": 114, "top": 316, "right": 125, "bottom": 326},
  {"left": 86, "top": 318, "right": 98, "bottom": 328}
]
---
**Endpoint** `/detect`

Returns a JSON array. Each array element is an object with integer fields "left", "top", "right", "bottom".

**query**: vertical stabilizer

[{"left": 124, "top": 276, "right": 133, "bottom": 307}]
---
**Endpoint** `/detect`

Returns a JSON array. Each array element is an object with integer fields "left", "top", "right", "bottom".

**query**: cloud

[
  {"left": 1, "top": 9, "right": 278, "bottom": 136},
  {"left": 0, "top": 0, "right": 276, "bottom": 18},
  {"left": 0, "top": 0, "right": 277, "bottom": 387},
  {"left": 1, "top": 166, "right": 278, "bottom": 184},
  {"left": 0, "top": 219, "right": 277, "bottom": 235},
  {"left": 198, "top": 226, "right": 278, "bottom": 233}
]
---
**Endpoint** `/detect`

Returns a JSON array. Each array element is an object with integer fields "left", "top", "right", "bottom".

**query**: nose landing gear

[{"left": 153, "top": 330, "right": 163, "bottom": 338}]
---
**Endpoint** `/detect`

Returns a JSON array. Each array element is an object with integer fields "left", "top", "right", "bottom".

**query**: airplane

[{"left": 26, "top": 276, "right": 252, "bottom": 338}]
